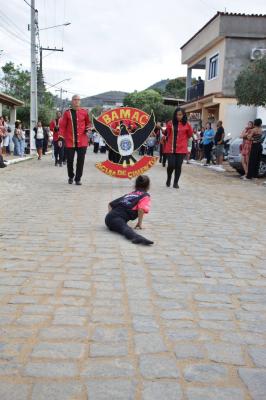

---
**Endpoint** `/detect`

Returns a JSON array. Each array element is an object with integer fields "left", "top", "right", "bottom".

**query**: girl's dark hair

[
  {"left": 172, "top": 107, "right": 187, "bottom": 127},
  {"left": 254, "top": 118, "right": 262, "bottom": 127},
  {"left": 135, "top": 175, "right": 150, "bottom": 191},
  {"left": 15, "top": 121, "right": 20, "bottom": 128}
]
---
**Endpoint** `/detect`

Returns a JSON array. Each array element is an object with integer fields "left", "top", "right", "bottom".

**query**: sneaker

[
  {"left": 68, "top": 178, "right": 73, "bottom": 184},
  {"left": 75, "top": 181, "right": 82, "bottom": 185},
  {"left": 173, "top": 183, "right": 179, "bottom": 189},
  {"left": 166, "top": 178, "right": 171, "bottom": 187}
]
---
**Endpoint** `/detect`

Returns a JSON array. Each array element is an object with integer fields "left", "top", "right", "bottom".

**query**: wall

[
  {"left": 222, "top": 37, "right": 266, "bottom": 97},
  {"left": 221, "top": 102, "right": 257, "bottom": 138},
  {"left": 181, "top": 16, "right": 220, "bottom": 64}
]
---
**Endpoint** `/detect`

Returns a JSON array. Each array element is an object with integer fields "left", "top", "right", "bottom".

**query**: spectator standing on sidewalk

[
  {"left": 214, "top": 120, "right": 225, "bottom": 166},
  {"left": 59, "top": 94, "right": 90, "bottom": 185},
  {"left": 240, "top": 121, "right": 254, "bottom": 178},
  {"left": 13, "top": 121, "right": 24, "bottom": 157},
  {"left": 34, "top": 121, "right": 44, "bottom": 160},
  {"left": 246, "top": 118, "right": 263, "bottom": 180},
  {"left": 202, "top": 122, "right": 215, "bottom": 166},
  {"left": 3, "top": 116, "right": 11, "bottom": 155}
]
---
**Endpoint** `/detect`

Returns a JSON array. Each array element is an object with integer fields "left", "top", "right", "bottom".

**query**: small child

[{"left": 105, "top": 175, "right": 153, "bottom": 245}]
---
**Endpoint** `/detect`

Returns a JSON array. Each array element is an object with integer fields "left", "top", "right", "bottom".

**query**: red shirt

[
  {"left": 164, "top": 121, "right": 193, "bottom": 154},
  {"left": 59, "top": 108, "right": 90, "bottom": 148},
  {"left": 49, "top": 118, "right": 61, "bottom": 141},
  {"left": 132, "top": 194, "right": 151, "bottom": 213}
]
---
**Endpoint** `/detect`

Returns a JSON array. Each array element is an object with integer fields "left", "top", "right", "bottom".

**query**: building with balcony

[{"left": 181, "top": 12, "right": 266, "bottom": 136}]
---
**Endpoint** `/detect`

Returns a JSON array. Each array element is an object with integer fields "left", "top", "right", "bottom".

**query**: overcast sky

[{"left": 0, "top": 0, "right": 266, "bottom": 98}]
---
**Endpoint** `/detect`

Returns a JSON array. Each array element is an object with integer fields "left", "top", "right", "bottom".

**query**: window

[{"left": 208, "top": 54, "right": 219, "bottom": 80}]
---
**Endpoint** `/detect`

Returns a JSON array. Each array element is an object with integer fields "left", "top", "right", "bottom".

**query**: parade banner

[{"left": 93, "top": 107, "right": 158, "bottom": 179}]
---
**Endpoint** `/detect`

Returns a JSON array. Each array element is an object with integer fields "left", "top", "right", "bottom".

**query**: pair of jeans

[
  {"left": 12, "top": 136, "right": 20, "bottom": 156},
  {"left": 203, "top": 143, "right": 213, "bottom": 164},
  {"left": 167, "top": 153, "right": 185, "bottom": 184},
  {"left": 65, "top": 147, "right": 87, "bottom": 182}
]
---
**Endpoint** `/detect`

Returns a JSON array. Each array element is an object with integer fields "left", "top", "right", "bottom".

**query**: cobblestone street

[{"left": 0, "top": 149, "right": 266, "bottom": 400}]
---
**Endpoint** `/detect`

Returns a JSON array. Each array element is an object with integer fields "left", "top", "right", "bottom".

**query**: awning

[{"left": 0, "top": 92, "right": 24, "bottom": 107}]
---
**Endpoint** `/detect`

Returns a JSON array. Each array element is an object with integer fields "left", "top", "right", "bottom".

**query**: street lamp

[{"left": 39, "top": 22, "right": 71, "bottom": 31}]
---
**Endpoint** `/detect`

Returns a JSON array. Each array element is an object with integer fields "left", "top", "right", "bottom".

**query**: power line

[
  {"left": 0, "top": 9, "right": 29, "bottom": 41},
  {"left": 0, "top": 24, "right": 31, "bottom": 46}
]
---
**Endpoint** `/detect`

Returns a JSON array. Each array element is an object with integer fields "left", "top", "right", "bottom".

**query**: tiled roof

[{"left": 181, "top": 11, "right": 266, "bottom": 50}]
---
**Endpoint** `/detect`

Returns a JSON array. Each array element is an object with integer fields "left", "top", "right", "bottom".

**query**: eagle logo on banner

[{"left": 92, "top": 107, "right": 158, "bottom": 179}]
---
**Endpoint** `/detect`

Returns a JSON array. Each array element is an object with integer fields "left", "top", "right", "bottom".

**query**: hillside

[
  {"left": 81, "top": 91, "right": 128, "bottom": 107},
  {"left": 147, "top": 79, "right": 171, "bottom": 91}
]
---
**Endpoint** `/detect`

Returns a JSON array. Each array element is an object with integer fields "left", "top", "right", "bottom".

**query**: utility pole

[
  {"left": 30, "top": 0, "right": 38, "bottom": 153},
  {"left": 56, "top": 88, "right": 68, "bottom": 112}
]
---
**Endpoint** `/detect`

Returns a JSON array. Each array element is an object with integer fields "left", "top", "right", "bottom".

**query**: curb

[{"left": 4, "top": 151, "right": 53, "bottom": 166}]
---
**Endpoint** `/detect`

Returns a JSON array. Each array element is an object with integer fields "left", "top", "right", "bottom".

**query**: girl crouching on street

[{"left": 105, "top": 175, "right": 153, "bottom": 245}]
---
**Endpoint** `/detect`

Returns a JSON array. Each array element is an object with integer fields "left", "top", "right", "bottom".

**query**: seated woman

[{"left": 105, "top": 175, "right": 153, "bottom": 245}]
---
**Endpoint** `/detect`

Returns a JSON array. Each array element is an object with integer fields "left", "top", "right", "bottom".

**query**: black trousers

[
  {"left": 203, "top": 143, "right": 213, "bottom": 164},
  {"left": 147, "top": 146, "right": 154, "bottom": 156},
  {"left": 94, "top": 143, "right": 99, "bottom": 153},
  {"left": 65, "top": 147, "right": 87, "bottom": 182},
  {"left": 54, "top": 141, "right": 64, "bottom": 164},
  {"left": 247, "top": 143, "right": 262, "bottom": 179},
  {"left": 105, "top": 211, "right": 148, "bottom": 242},
  {"left": 167, "top": 153, "right": 185, "bottom": 184},
  {"left": 43, "top": 139, "right": 48, "bottom": 155}
]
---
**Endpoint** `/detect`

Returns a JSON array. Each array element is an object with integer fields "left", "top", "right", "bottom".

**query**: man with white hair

[{"left": 59, "top": 95, "right": 90, "bottom": 185}]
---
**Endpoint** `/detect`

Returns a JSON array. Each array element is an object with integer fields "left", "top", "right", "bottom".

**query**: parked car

[{"left": 228, "top": 131, "right": 266, "bottom": 177}]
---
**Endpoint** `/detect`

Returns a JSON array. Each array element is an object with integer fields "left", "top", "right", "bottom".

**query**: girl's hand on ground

[{"left": 135, "top": 223, "right": 142, "bottom": 230}]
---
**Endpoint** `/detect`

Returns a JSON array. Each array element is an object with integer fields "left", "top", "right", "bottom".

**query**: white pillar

[
  {"left": 0, "top": 102, "right": 2, "bottom": 115},
  {"left": 9, "top": 106, "right": 16, "bottom": 125}
]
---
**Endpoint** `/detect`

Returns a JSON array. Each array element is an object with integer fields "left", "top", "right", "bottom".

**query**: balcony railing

[{"left": 186, "top": 81, "right": 205, "bottom": 102}]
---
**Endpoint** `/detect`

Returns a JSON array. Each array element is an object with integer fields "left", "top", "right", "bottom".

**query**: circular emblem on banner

[
  {"left": 92, "top": 107, "right": 158, "bottom": 179},
  {"left": 120, "top": 138, "right": 132, "bottom": 152}
]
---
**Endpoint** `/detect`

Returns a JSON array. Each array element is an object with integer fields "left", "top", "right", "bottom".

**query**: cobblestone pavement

[{"left": 0, "top": 149, "right": 266, "bottom": 400}]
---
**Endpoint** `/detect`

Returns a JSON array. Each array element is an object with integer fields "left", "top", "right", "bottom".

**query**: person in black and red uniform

[
  {"left": 164, "top": 107, "right": 193, "bottom": 188},
  {"left": 50, "top": 111, "right": 64, "bottom": 166},
  {"left": 105, "top": 175, "right": 153, "bottom": 246},
  {"left": 59, "top": 95, "right": 90, "bottom": 185}
]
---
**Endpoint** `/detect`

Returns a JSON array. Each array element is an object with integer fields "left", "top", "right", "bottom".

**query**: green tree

[
  {"left": 124, "top": 89, "right": 162, "bottom": 116},
  {"left": 235, "top": 57, "right": 266, "bottom": 107},
  {"left": 1, "top": 62, "right": 31, "bottom": 105},
  {"left": 90, "top": 105, "right": 104, "bottom": 119},
  {"left": 123, "top": 89, "right": 175, "bottom": 122},
  {"left": 164, "top": 77, "right": 186, "bottom": 99},
  {"left": 0, "top": 61, "right": 56, "bottom": 126}
]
